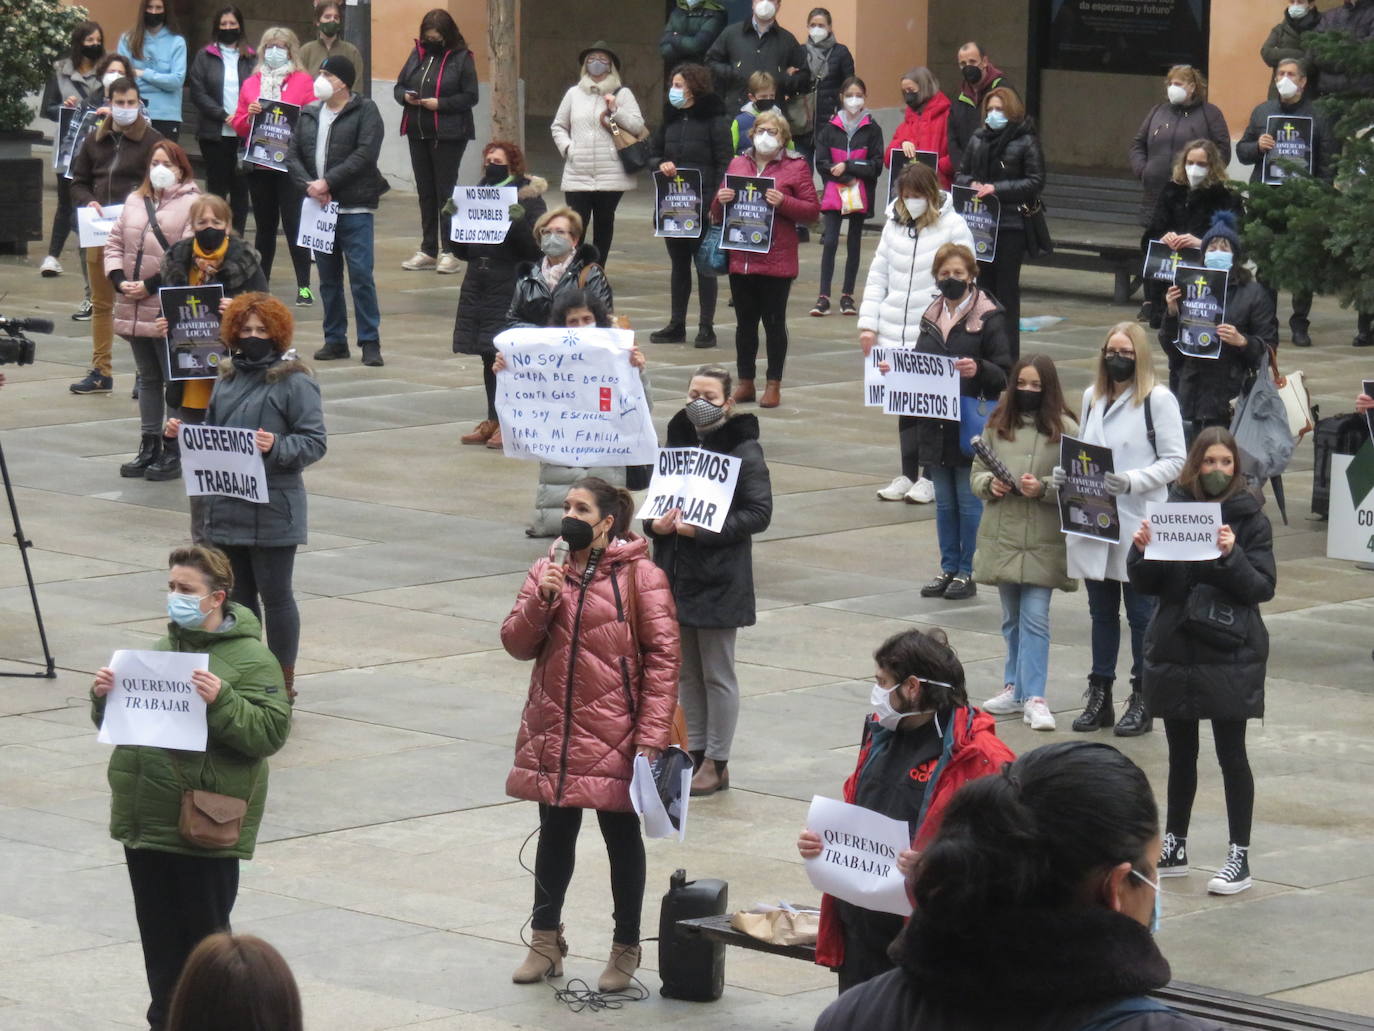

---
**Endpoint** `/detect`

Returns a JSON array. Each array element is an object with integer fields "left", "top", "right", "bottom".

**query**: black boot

[
  {"left": 314, "top": 340, "right": 351, "bottom": 361},
  {"left": 1114, "top": 679, "right": 1153, "bottom": 737},
  {"left": 694, "top": 324, "right": 716, "bottom": 348},
  {"left": 1072, "top": 674, "right": 1115, "bottom": 732},
  {"left": 689, "top": 749, "right": 705, "bottom": 773},
  {"left": 144, "top": 435, "right": 182, "bottom": 481},
  {"left": 649, "top": 322, "right": 686, "bottom": 343},
  {"left": 119, "top": 434, "right": 161, "bottom": 478}
]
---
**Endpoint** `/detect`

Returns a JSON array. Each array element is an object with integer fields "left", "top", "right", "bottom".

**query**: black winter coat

[
  {"left": 452, "top": 175, "right": 548, "bottom": 356},
  {"left": 160, "top": 237, "right": 267, "bottom": 294},
  {"left": 393, "top": 44, "right": 479, "bottom": 142},
  {"left": 1261, "top": 8, "right": 1322, "bottom": 100},
  {"left": 817, "top": 908, "right": 1220, "bottom": 1031},
  {"left": 705, "top": 20, "right": 809, "bottom": 108},
  {"left": 1129, "top": 487, "right": 1275, "bottom": 722},
  {"left": 645, "top": 411, "right": 772, "bottom": 629},
  {"left": 1141, "top": 181, "right": 1245, "bottom": 251},
  {"left": 955, "top": 118, "right": 1045, "bottom": 232},
  {"left": 805, "top": 41, "right": 855, "bottom": 128},
  {"left": 188, "top": 44, "right": 257, "bottom": 140},
  {"left": 660, "top": 2, "right": 727, "bottom": 63},
  {"left": 648, "top": 93, "right": 733, "bottom": 200},
  {"left": 914, "top": 290, "right": 1012, "bottom": 468},
  {"left": 1318, "top": 0, "right": 1374, "bottom": 95},
  {"left": 1236, "top": 95, "right": 1336, "bottom": 184},
  {"left": 1159, "top": 273, "right": 1276, "bottom": 424},
  {"left": 287, "top": 94, "right": 387, "bottom": 209},
  {"left": 507, "top": 243, "right": 614, "bottom": 329},
  {"left": 814, "top": 113, "right": 884, "bottom": 219}
]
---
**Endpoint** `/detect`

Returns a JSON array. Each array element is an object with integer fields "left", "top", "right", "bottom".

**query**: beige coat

[
  {"left": 971, "top": 416, "right": 1080, "bottom": 592},
  {"left": 550, "top": 74, "right": 644, "bottom": 193},
  {"left": 103, "top": 179, "right": 199, "bottom": 338}
]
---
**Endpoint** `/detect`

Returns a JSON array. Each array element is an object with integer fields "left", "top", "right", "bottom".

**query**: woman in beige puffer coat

[{"left": 104, "top": 140, "right": 199, "bottom": 477}]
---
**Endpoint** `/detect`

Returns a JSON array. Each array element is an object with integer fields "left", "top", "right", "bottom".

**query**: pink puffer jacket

[
  {"left": 502, "top": 535, "right": 681, "bottom": 812},
  {"left": 104, "top": 179, "right": 199, "bottom": 338}
]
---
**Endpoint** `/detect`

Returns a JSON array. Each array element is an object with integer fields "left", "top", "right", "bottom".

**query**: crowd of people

[{"left": 37, "top": 0, "right": 1374, "bottom": 1026}]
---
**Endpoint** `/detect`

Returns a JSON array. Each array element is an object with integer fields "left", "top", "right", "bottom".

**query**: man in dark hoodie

[{"left": 947, "top": 42, "right": 1016, "bottom": 173}]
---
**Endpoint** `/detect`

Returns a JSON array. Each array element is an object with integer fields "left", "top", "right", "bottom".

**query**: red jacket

[
  {"left": 814, "top": 706, "right": 1014, "bottom": 969},
  {"left": 709, "top": 150, "right": 820, "bottom": 278},
  {"left": 502, "top": 536, "right": 681, "bottom": 813},
  {"left": 232, "top": 71, "right": 316, "bottom": 140},
  {"left": 887, "top": 91, "right": 954, "bottom": 188}
]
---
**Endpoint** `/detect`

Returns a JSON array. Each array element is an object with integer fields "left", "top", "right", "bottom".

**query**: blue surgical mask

[
  {"left": 985, "top": 110, "right": 1008, "bottom": 131},
  {"left": 1130, "top": 868, "right": 1161, "bottom": 934},
  {"left": 264, "top": 46, "right": 289, "bottom": 70},
  {"left": 167, "top": 592, "right": 209, "bottom": 629},
  {"left": 1203, "top": 249, "right": 1234, "bottom": 270},
  {"left": 668, "top": 87, "right": 687, "bottom": 108}
]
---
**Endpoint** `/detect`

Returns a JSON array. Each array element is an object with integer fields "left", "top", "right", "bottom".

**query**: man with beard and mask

[
  {"left": 705, "top": 0, "right": 810, "bottom": 110},
  {"left": 796, "top": 627, "right": 1013, "bottom": 993},
  {"left": 947, "top": 41, "right": 1015, "bottom": 173},
  {"left": 117, "top": 0, "right": 187, "bottom": 140},
  {"left": 644, "top": 364, "right": 772, "bottom": 798},
  {"left": 187, "top": 6, "right": 256, "bottom": 233}
]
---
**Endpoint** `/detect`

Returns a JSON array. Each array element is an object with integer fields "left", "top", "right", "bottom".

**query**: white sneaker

[
  {"left": 436, "top": 253, "right": 462, "bottom": 274},
  {"left": 401, "top": 251, "right": 437, "bottom": 270},
  {"left": 39, "top": 256, "right": 62, "bottom": 277},
  {"left": 1023, "top": 697, "right": 1056, "bottom": 731},
  {"left": 876, "top": 475, "right": 913, "bottom": 501},
  {"left": 982, "top": 685, "right": 1019, "bottom": 715},
  {"left": 905, "top": 477, "right": 936, "bottom": 504}
]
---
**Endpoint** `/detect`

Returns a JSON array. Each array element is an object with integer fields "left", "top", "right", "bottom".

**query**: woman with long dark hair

[
  {"left": 188, "top": 6, "right": 255, "bottom": 232},
  {"left": 40, "top": 19, "right": 104, "bottom": 280},
  {"left": 117, "top": 0, "right": 187, "bottom": 140}
]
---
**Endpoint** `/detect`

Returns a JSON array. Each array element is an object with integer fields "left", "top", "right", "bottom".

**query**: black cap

[
  {"left": 320, "top": 55, "right": 356, "bottom": 90},
  {"left": 577, "top": 41, "right": 621, "bottom": 72}
]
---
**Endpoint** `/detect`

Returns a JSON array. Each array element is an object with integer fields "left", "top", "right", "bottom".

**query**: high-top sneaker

[
  {"left": 1207, "top": 844, "right": 1252, "bottom": 895},
  {"left": 1158, "top": 832, "right": 1188, "bottom": 877}
]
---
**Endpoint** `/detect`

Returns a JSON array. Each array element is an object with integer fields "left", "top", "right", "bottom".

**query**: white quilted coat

[
  {"left": 551, "top": 74, "right": 644, "bottom": 194},
  {"left": 857, "top": 191, "right": 976, "bottom": 347}
]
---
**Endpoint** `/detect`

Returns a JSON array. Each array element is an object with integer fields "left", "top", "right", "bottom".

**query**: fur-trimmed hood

[
  {"left": 93, "top": 112, "right": 154, "bottom": 143},
  {"left": 517, "top": 175, "right": 548, "bottom": 201},
  {"left": 661, "top": 92, "right": 725, "bottom": 121},
  {"left": 921, "top": 285, "right": 1003, "bottom": 335},
  {"left": 665, "top": 409, "right": 761, "bottom": 450}
]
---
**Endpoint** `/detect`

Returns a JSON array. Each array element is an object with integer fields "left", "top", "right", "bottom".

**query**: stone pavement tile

[
  {"left": 1271, "top": 971, "right": 1374, "bottom": 1019},
  {"left": 236, "top": 905, "right": 435, "bottom": 959},
  {"left": 768, "top": 461, "right": 885, "bottom": 495},
  {"left": 6, "top": 487, "right": 196, "bottom": 568},
  {"left": 293, "top": 540, "right": 535, "bottom": 599},
  {"left": 756, "top": 522, "right": 937, "bottom": 578},
  {"left": 292, "top": 597, "right": 500, "bottom": 668},
  {"left": 0, "top": 546, "right": 143, "bottom": 591},
  {"left": 0, "top": 861, "right": 136, "bottom": 941},
  {"left": 295, "top": 980, "right": 459, "bottom": 1031},
  {"left": 342, "top": 573, "right": 529, "bottom": 623},
  {"left": 0, "top": 569, "right": 168, "bottom": 628},
  {"left": 0, "top": 805, "right": 122, "bottom": 859},
  {"left": 759, "top": 485, "right": 930, "bottom": 542},
  {"left": 0, "top": 1005, "right": 142, "bottom": 1030},
  {"left": 265, "top": 711, "right": 461, "bottom": 768},
  {"left": 751, "top": 563, "right": 913, "bottom": 607},
  {"left": 0, "top": 912, "right": 126, "bottom": 963},
  {"left": 0, "top": 714, "right": 89, "bottom": 745},
  {"left": 295, "top": 669, "right": 520, "bottom": 743},
  {"left": 376, "top": 650, "right": 540, "bottom": 697},
  {"left": 0, "top": 941, "right": 150, "bottom": 1026}
]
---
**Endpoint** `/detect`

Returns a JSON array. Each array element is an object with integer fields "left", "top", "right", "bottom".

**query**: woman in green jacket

[
  {"left": 970, "top": 354, "right": 1079, "bottom": 732},
  {"left": 91, "top": 544, "right": 291, "bottom": 1031}
]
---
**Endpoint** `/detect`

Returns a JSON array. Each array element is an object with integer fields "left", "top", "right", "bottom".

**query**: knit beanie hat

[
  {"left": 320, "top": 55, "right": 356, "bottom": 90},
  {"left": 1200, "top": 210, "right": 1242, "bottom": 258}
]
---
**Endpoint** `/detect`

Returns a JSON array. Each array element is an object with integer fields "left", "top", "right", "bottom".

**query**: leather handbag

[
  {"left": 1270, "top": 350, "right": 1314, "bottom": 441},
  {"left": 959, "top": 397, "right": 994, "bottom": 458},
  {"left": 605, "top": 94, "right": 651, "bottom": 175},
  {"left": 179, "top": 789, "right": 248, "bottom": 849},
  {"left": 1019, "top": 198, "right": 1054, "bottom": 259},
  {"left": 695, "top": 222, "right": 728, "bottom": 277},
  {"left": 1182, "top": 583, "right": 1250, "bottom": 650}
]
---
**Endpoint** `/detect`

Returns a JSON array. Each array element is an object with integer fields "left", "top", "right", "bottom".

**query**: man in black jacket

[
  {"left": 705, "top": 0, "right": 809, "bottom": 109},
  {"left": 288, "top": 55, "right": 386, "bottom": 366},
  {"left": 947, "top": 41, "right": 1016, "bottom": 173}
]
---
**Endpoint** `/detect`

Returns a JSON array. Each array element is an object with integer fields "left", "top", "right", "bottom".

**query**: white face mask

[
  {"left": 149, "top": 164, "right": 178, "bottom": 191},
  {"left": 313, "top": 74, "right": 334, "bottom": 102},
  {"left": 110, "top": 105, "right": 140, "bottom": 127},
  {"left": 903, "top": 196, "right": 928, "bottom": 218},
  {"left": 755, "top": 1, "right": 777, "bottom": 22},
  {"left": 808, "top": 25, "right": 829, "bottom": 44},
  {"left": 1185, "top": 162, "right": 1208, "bottom": 187},
  {"left": 843, "top": 95, "right": 864, "bottom": 112},
  {"left": 1167, "top": 83, "right": 1189, "bottom": 105},
  {"left": 753, "top": 130, "right": 780, "bottom": 155},
  {"left": 870, "top": 681, "right": 907, "bottom": 732},
  {"left": 1288, "top": 3, "right": 1310, "bottom": 17},
  {"left": 1275, "top": 75, "right": 1301, "bottom": 99},
  {"left": 102, "top": 71, "right": 123, "bottom": 89}
]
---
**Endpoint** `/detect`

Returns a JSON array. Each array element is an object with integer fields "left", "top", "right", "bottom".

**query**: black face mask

[
  {"left": 903, "top": 91, "right": 921, "bottom": 110},
  {"left": 423, "top": 39, "right": 444, "bottom": 53},
  {"left": 961, "top": 64, "right": 982, "bottom": 84},
  {"left": 144, "top": 12, "right": 166, "bottom": 28},
  {"left": 82, "top": 44, "right": 105, "bottom": 61},
  {"left": 234, "top": 336, "right": 275, "bottom": 362},
  {"left": 1104, "top": 355, "right": 1136, "bottom": 383},
  {"left": 937, "top": 277, "right": 968, "bottom": 300},
  {"left": 1015, "top": 388, "right": 1043, "bottom": 412},
  {"left": 217, "top": 29, "right": 240, "bottom": 45},
  {"left": 484, "top": 163, "right": 509, "bottom": 182},
  {"left": 754, "top": 98, "right": 776, "bottom": 112},
  {"left": 194, "top": 227, "right": 227, "bottom": 253},
  {"left": 560, "top": 515, "right": 595, "bottom": 551}
]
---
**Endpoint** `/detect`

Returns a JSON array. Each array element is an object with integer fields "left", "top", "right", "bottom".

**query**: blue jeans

[
  {"left": 1084, "top": 578, "right": 1157, "bottom": 681},
  {"left": 928, "top": 464, "right": 982, "bottom": 576},
  {"left": 999, "top": 583, "right": 1053, "bottom": 702},
  {"left": 317, "top": 212, "right": 381, "bottom": 346}
]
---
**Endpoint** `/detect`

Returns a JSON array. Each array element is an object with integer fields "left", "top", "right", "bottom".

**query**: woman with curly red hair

[{"left": 165, "top": 292, "right": 327, "bottom": 699}]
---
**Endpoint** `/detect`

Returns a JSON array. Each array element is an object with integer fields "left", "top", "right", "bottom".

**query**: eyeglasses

[{"left": 1103, "top": 349, "right": 1135, "bottom": 359}]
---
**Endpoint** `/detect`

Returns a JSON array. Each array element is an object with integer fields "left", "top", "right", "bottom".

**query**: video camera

[{"left": 0, "top": 315, "right": 52, "bottom": 366}]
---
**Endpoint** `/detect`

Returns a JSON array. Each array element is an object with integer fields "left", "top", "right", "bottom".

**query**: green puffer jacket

[
  {"left": 90, "top": 603, "right": 292, "bottom": 860},
  {"left": 970, "top": 416, "right": 1080, "bottom": 592}
]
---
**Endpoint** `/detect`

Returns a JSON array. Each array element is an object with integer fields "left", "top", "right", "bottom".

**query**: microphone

[
  {"left": 552, "top": 538, "right": 569, "bottom": 567},
  {"left": 0, "top": 316, "right": 54, "bottom": 335}
]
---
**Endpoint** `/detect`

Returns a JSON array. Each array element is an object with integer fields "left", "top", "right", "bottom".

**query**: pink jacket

[
  {"left": 709, "top": 150, "right": 820, "bottom": 279},
  {"left": 502, "top": 535, "right": 681, "bottom": 812},
  {"left": 104, "top": 180, "right": 200, "bottom": 338},
  {"left": 232, "top": 71, "right": 315, "bottom": 140}
]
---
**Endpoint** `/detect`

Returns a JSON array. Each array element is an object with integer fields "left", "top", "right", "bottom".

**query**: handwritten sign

[
  {"left": 872, "top": 349, "right": 961, "bottom": 419},
  {"left": 952, "top": 185, "right": 999, "bottom": 263},
  {"left": 160, "top": 285, "right": 227, "bottom": 381},
  {"left": 297, "top": 197, "right": 338, "bottom": 253},
  {"left": 97, "top": 649, "right": 209, "bottom": 751},
  {"left": 243, "top": 100, "right": 299, "bottom": 173},
  {"left": 494, "top": 327, "right": 657, "bottom": 465},
  {"left": 635, "top": 447, "right": 742, "bottom": 533},
  {"left": 721, "top": 174, "right": 775, "bottom": 253},
  {"left": 450, "top": 185, "right": 518, "bottom": 244},
  {"left": 803, "top": 796, "right": 912, "bottom": 917},
  {"left": 1144, "top": 501, "right": 1222, "bottom": 561},
  {"left": 77, "top": 203, "right": 124, "bottom": 248},
  {"left": 180, "top": 424, "right": 269, "bottom": 504}
]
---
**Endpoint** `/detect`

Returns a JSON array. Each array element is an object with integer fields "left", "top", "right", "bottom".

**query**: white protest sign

[
  {"left": 494, "top": 326, "right": 658, "bottom": 465},
  {"left": 630, "top": 753, "right": 691, "bottom": 841},
  {"left": 297, "top": 197, "right": 338, "bottom": 253},
  {"left": 863, "top": 349, "right": 887, "bottom": 407},
  {"left": 180, "top": 424, "right": 269, "bottom": 504},
  {"left": 1328, "top": 451, "right": 1374, "bottom": 563},
  {"left": 450, "top": 185, "right": 518, "bottom": 244},
  {"left": 873, "top": 349, "right": 961, "bottom": 420},
  {"left": 77, "top": 203, "right": 124, "bottom": 248},
  {"left": 1144, "top": 502, "right": 1223, "bottom": 561},
  {"left": 635, "top": 448, "right": 742, "bottom": 534},
  {"left": 97, "top": 649, "right": 209, "bottom": 751},
  {"left": 803, "top": 795, "right": 913, "bottom": 917}
]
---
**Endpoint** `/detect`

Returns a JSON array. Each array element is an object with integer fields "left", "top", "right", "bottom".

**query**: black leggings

[
  {"left": 819, "top": 211, "right": 866, "bottom": 298},
  {"left": 199, "top": 136, "right": 250, "bottom": 233},
  {"left": 664, "top": 235, "right": 717, "bottom": 326},
  {"left": 730, "top": 272, "right": 792, "bottom": 381},
  {"left": 565, "top": 190, "right": 623, "bottom": 268},
  {"left": 482, "top": 351, "right": 498, "bottom": 421},
  {"left": 219, "top": 544, "right": 300, "bottom": 669},
  {"left": 408, "top": 134, "right": 466, "bottom": 257},
  {"left": 248, "top": 169, "right": 313, "bottom": 290},
  {"left": 1164, "top": 718, "right": 1254, "bottom": 846},
  {"left": 897, "top": 415, "right": 921, "bottom": 481},
  {"left": 532, "top": 803, "right": 645, "bottom": 945}
]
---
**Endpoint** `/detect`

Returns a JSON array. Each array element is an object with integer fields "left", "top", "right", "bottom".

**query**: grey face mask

[
  {"left": 684, "top": 396, "right": 726, "bottom": 429},
  {"left": 540, "top": 233, "right": 573, "bottom": 259}
]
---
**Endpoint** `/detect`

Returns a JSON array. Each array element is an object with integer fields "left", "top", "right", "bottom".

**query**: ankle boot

[
  {"left": 759, "top": 379, "right": 782, "bottom": 408},
  {"left": 1114, "top": 679, "right": 1153, "bottom": 737},
  {"left": 1072, "top": 674, "right": 1115, "bottom": 732},
  {"left": 512, "top": 926, "right": 567, "bottom": 983},
  {"left": 689, "top": 748, "right": 705, "bottom": 772},
  {"left": 732, "top": 379, "right": 756, "bottom": 404},
  {"left": 597, "top": 942, "right": 641, "bottom": 992},
  {"left": 282, "top": 666, "right": 296, "bottom": 703},
  {"left": 120, "top": 434, "right": 161, "bottom": 478},
  {"left": 691, "top": 758, "right": 729, "bottom": 797},
  {"left": 649, "top": 321, "right": 685, "bottom": 343},
  {"left": 144, "top": 436, "right": 182, "bottom": 481}
]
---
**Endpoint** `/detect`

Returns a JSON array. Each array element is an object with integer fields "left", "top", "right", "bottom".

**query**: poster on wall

[{"left": 1041, "top": 0, "right": 1210, "bottom": 75}]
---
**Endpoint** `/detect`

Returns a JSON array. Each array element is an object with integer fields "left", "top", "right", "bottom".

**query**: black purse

[
  {"left": 1020, "top": 198, "right": 1054, "bottom": 259},
  {"left": 1182, "top": 583, "right": 1249, "bottom": 650}
]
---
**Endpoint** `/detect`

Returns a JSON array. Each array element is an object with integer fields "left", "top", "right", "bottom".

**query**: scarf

[
  {"left": 804, "top": 36, "right": 833, "bottom": 80},
  {"left": 259, "top": 64, "right": 291, "bottom": 101},
  {"left": 839, "top": 107, "right": 866, "bottom": 136},
  {"left": 579, "top": 71, "right": 622, "bottom": 96},
  {"left": 541, "top": 255, "right": 571, "bottom": 290},
  {"left": 190, "top": 237, "right": 230, "bottom": 285}
]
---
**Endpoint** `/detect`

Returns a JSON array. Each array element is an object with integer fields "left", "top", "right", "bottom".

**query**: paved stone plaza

[{"left": 1, "top": 162, "right": 1373, "bottom": 1028}]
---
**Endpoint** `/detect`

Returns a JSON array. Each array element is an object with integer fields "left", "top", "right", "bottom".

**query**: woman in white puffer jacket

[
  {"left": 858, "top": 162, "right": 974, "bottom": 504},
  {"left": 550, "top": 40, "right": 644, "bottom": 269}
]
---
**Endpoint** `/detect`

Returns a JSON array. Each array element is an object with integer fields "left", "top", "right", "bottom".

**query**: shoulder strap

[
  {"left": 578, "top": 262, "right": 601, "bottom": 290},
  {"left": 1077, "top": 996, "right": 1173, "bottom": 1031},
  {"left": 1143, "top": 391, "right": 1158, "bottom": 459},
  {"left": 143, "top": 196, "right": 171, "bottom": 252}
]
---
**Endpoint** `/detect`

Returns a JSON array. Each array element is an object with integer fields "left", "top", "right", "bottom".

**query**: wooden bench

[
  {"left": 1032, "top": 172, "right": 1148, "bottom": 305},
  {"left": 677, "top": 915, "right": 1374, "bottom": 1030}
]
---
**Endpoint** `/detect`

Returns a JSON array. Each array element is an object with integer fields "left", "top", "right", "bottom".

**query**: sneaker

[
  {"left": 437, "top": 253, "right": 462, "bottom": 274},
  {"left": 72, "top": 299, "right": 93, "bottom": 321},
  {"left": 401, "top": 251, "right": 437, "bottom": 271},
  {"left": 810, "top": 295, "right": 830, "bottom": 317},
  {"left": 905, "top": 477, "right": 935, "bottom": 504},
  {"left": 943, "top": 575, "right": 977, "bottom": 601},
  {"left": 839, "top": 295, "right": 857, "bottom": 316},
  {"left": 39, "top": 256, "right": 63, "bottom": 277},
  {"left": 1023, "top": 697, "right": 1056, "bottom": 731},
  {"left": 982, "top": 685, "right": 1019, "bottom": 715},
  {"left": 1206, "top": 844, "right": 1252, "bottom": 895},
  {"left": 1158, "top": 832, "right": 1188, "bottom": 878},
  {"left": 920, "top": 571, "right": 954, "bottom": 598},
  {"left": 295, "top": 286, "right": 314, "bottom": 307},
  {"left": 876, "top": 475, "right": 914, "bottom": 501},
  {"left": 313, "top": 341, "right": 350, "bottom": 361},
  {"left": 69, "top": 369, "right": 113, "bottom": 394}
]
